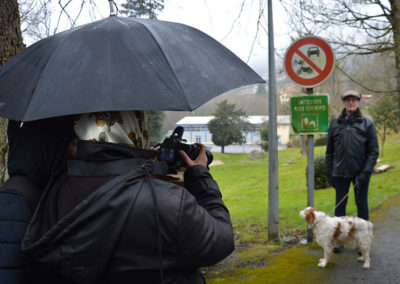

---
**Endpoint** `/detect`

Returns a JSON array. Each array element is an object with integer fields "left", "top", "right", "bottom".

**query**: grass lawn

[{"left": 209, "top": 132, "right": 400, "bottom": 244}]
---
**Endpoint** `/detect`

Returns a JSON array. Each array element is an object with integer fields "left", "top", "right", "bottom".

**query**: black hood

[
  {"left": 22, "top": 163, "right": 159, "bottom": 284},
  {"left": 7, "top": 117, "right": 76, "bottom": 189}
]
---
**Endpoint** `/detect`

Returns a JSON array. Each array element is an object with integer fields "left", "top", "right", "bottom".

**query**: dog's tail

[{"left": 367, "top": 221, "right": 373, "bottom": 238}]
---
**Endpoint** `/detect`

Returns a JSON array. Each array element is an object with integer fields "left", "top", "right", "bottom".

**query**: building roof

[{"left": 176, "top": 115, "right": 290, "bottom": 126}]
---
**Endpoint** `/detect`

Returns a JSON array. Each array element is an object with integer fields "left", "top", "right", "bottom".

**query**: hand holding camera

[
  {"left": 179, "top": 143, "right": 208, "bottom": 168},
  {"left": 157, "top": 126, "right": 213, "bottom": 169}
]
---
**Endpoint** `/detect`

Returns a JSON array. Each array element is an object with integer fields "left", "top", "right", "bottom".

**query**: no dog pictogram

[{"left": 284, "top": 36, "right": 335, "bottom": 88}]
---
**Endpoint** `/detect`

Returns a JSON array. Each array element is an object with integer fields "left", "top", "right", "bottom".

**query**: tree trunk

[
  {"left": 0, "top": 0, "right": 22, "bottom": 66},
  {"left": 221, "top": 145, "right": 225, "bottom": 154},
  {"left": 392, "top": 0, "right": 400, "bottom": 108},
  {"left": 0, "top": 0, "right": 23, "bottom": 184}
]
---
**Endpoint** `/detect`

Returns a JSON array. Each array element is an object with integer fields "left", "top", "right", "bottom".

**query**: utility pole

[
  {"left": 306, "top": 87, "right": 314, "bottom": 242},
  {"left": 267, "top": 0, "right": 279, "bottom": 240}
]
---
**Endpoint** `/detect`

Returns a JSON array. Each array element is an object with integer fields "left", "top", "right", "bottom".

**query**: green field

[{"left": 209, "top": 133, "right": 400, "bottom": 244}]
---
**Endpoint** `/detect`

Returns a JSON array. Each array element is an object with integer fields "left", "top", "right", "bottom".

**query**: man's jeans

[{"left": 333, "top": 176, "right": 370, "bottom": 220}]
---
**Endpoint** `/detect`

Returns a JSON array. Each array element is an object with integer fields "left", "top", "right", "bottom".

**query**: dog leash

[{"left": 329, "top": 179, "right": 359, "bottom": 216}]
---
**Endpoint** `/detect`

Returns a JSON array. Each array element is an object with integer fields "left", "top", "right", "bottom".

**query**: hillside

[{"left": 163, "top": 84, "right": 268, "bottom": 133}]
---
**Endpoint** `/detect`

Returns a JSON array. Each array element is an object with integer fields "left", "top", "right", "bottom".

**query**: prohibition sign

[{"left": 284, "top": 36, "right": 335, "bottom": 88}]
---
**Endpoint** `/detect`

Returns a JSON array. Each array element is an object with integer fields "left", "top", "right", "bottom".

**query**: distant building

[
  {"left": 279, "top": 93, "right": 290, "bottom": 103},
  {"left": 362, "top": 94, "right": 373, "bottom": 100},
  {"left": 173, "top": 115, "right": 290, "bottom": 152}
]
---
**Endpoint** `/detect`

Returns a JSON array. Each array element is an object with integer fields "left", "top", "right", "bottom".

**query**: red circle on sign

[{"left": 284, "top": 36, "right": 335, "bottom": 88}]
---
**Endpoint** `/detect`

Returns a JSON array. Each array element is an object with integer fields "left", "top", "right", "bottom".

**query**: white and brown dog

[{"left": 300, "top": 207, "right": 373, "bottom": 269}]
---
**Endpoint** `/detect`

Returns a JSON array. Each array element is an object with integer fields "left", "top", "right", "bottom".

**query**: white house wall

[
  {"left": 176, "top": 115, "right": 290, "bottom": 146},
  {"left": 177, "top": 125, "right": 281, "bottom": 145}
]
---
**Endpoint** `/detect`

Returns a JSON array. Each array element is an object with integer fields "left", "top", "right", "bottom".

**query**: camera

[{"left": 157, "top": 126, "right": 213, "bottom": 169}]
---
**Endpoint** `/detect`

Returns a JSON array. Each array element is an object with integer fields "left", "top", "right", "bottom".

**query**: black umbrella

[{"left": 0, "top": 16, "right": 264, "bottom": 122}]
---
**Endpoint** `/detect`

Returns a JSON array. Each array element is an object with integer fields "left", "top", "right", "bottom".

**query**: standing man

[{"left": 326, "top": 90, "right": 379, "bottom": 225}]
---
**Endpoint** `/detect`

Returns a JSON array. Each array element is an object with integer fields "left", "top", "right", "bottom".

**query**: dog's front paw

[
  {"left": 363, "top": 262, "right": 370, "bottom": 269},
  {"left": 318, "top": 259, "right": 327, "bottom": 267},
  {"left": 358, "top": 256, "right": 364, "bottom": 262}
]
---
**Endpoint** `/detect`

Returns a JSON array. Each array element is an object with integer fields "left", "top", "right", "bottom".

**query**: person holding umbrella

[
  {"left": 0, "top": 14, "right": 263, "bottom": 283},
  {"left": 0, "top": 118, "right": 76, "bottom": 284},
  {"left": 22, "top": 111, "right": 234, "bottom": 284}
]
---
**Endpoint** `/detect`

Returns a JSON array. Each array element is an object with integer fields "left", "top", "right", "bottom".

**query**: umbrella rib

[
  {"left": 125, "top": 18, "right": 192, "bottom": 110},
  {"left": 20, "top": 33, "right": 75, "bottom": 121},
  {"left": 21, "top": 21, "right": 104, "bottom": 122},
  {"left": 20, "top": 38, "right": 68, "bottom": 122},
  {"left": 0, "top": 37, "right": 53, "bottom": 122}
]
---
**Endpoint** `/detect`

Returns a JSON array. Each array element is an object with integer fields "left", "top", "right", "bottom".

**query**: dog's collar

[{"left": 312, "top": 217, "right": 326, "bottom": 229}]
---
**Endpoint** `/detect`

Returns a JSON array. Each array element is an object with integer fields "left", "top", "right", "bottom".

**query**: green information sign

[{"left": 290, "top": 95, "right": 329, "bottom": 134}]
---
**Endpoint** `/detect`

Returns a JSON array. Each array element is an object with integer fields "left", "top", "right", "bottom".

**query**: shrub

[
  {"left": 315, "top": 136, "right": 328, "bottom": 146},
  {"left": 307, "top": 155, "right": 330, "bottom": 189},
  {"left": 260, "top": 122, "right": 268, "bottom": 152},
  {"left": 261, "top": 141, "right": 268, "bottom": 152},
  {"left": 248, "top": 150, "right": 266, "bottom": 160},
  {"left": 287, "top": 137, "right": 300, "bottom": 148}
]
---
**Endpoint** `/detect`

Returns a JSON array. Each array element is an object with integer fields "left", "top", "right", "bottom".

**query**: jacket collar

[
  {"left": 76, "top": 140, "right": 159, "bottom": 162},
  {"left": 71, "top": 141, "right": 166, "bottom": 176},
  {"left": 338, "top": 108, "right": 363, "bottom": 123}
]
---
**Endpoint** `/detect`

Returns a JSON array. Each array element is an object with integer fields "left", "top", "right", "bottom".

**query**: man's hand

[
  {"left": 179, "top": 143, "right": 208, "bottom": 168},
  {"left": 356, "top": 172, "right": 369, "bottom": 185}
]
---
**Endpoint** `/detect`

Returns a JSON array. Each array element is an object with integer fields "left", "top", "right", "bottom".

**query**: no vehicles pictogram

[{"left": 284, "top": 36, "right": 335, "bottom": 88}]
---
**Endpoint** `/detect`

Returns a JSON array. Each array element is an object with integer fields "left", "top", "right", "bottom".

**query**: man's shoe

[{"left": 333, "top": 245, "right": 343, "bottom": 253}]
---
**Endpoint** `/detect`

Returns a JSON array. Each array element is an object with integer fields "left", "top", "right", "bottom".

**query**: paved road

[
  {"left": 206, "top": 195, "right": 400, "bottom": 283},
  {"left": 329, "top": 194, "right": 400, "bottom": 283}
]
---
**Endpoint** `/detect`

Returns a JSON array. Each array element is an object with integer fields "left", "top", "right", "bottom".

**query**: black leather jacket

[
  {"left": 326, "top": 108, "right": 379, "bottom": 179},
  {"left": 22, "top": 141, "right": 234, "bottom": 284}
]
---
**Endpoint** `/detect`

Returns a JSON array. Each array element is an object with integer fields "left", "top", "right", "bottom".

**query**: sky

[
  {"left": 157, "top": 0, "right": 292, "bottom": 76},
  {"left": 24, "top": 0, "right": 293, "bottom": 77}
]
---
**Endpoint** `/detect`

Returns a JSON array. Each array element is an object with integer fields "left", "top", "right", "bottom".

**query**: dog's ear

[{"left": 305, "top": 208, "right": 315, "bottom": 225}]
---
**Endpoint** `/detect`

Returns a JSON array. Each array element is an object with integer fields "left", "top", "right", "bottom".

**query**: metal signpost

[
  {"left": 267, "top": 0, "right": 279, "bottom": 240},
  {"left": 284, "top": 36, "right": 335, "bottom": 242}
]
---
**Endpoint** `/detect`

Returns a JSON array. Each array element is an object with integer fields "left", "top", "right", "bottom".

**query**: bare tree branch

[
  {"left": 221, "top": 0, "right": 247, "bottom": 41},
  {"left": 54, "top": 0, "right": 74, "bottom": 34},
  {"left": 279, "top": 0, "right": 400, "bottom": 107},
  {"left": 336, "top": 64, "right": 395, "bottom": 94},
  {"left": 246, "top": 0, "right": 266, "bottom": 63}
]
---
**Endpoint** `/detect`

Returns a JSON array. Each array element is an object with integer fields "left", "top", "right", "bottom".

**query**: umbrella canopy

[{"left": 0, "top": 16, "right": 264, "bottom": 122}]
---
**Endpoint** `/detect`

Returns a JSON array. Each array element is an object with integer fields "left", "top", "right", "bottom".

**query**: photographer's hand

[{"left": 179, "top": 143, "right": 208, "bottom": 168}]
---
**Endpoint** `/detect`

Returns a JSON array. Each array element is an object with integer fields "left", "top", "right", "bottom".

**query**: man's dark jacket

[
  {"left": 22, "top": 141, "right": 234, "bottom": 284},
  {"left": 326, "top": 108, "right": 379, "bottom": 180}
]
